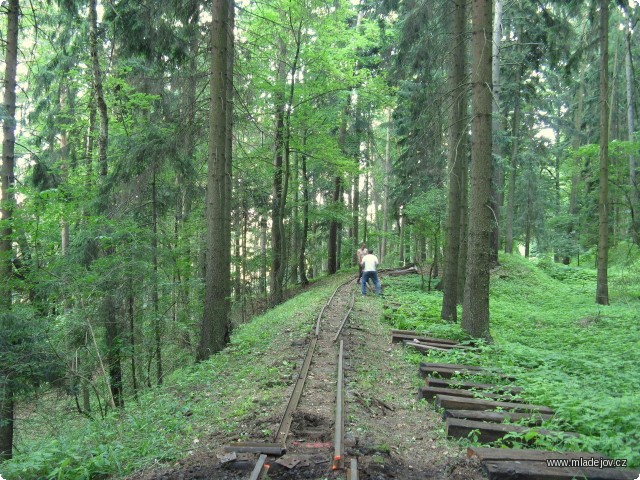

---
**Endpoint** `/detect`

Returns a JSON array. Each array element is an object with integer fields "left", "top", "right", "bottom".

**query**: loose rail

[{"left": 244, "top": 278, "right": 357, "bottom": 479}]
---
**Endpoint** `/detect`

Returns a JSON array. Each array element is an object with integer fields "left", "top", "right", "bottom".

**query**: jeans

[{"left": 361, "top": 271, "right": 381, "bottom": 295}]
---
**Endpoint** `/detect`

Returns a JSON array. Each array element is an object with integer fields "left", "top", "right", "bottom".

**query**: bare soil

[{"left": 127, "top": 276, "right": 485, "bottom": 480}]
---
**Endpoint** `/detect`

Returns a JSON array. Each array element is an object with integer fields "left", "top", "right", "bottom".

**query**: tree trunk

[
  {"left": 381, "top": 109, "right": 392, "bottom": 263},
  {"left": 352, "top": 107, "right": 363, "bottom": 265},
  {"left": 103, "top": 294, "right": 123, "bottom": 408},
  {"left": 329, "top": 98, "right": 350, "bottom": 274},
  {"left": 299, "top": 143, "right": 309, "bottom": 286},
  {"left": 90, "top": 0, "right": 121, "bottom": 409},
  {"left": 0, "top": 0, "right": 17, "bottom": 279},
  {"left": 278, "top": 21, "right": 302, "bottom": 286},
  {"left": 432, "top": 233, "right": 439, "bottom": 278},
  {"left": 504, "top": 63, "right": 522, "bottom": 254},
  {"left": 85, "top": 95, "right": 96, "bottom": 187},
  {"left": 525, "top": 182, "right": 532, "bottom": 258},
  {"left": 398, "top": 214, "right": 405, "bottom": 265},
  {"left": 565, "top": 70, "right": 585, "bottom": 264},
  {"left": 363, "top": 170, "right": 369, "bottom": 244},
  {"left": 352, "top": 158, "right": 360, "bottom": 265},
  {"left": 198, "top": 0, "right": 231, "bottom": 360},
  {"left": 0, "top": 382, "right": 13, "bottom": 462},
  {"left": 625, "top": 8, "right": 639, "bottom": 245},
  {"left": 260, "top": 217, "right": 268, "bottom": 294},
  {"left": 270, "top": 124, "right": 285, "bottom": 298},
  {"left": 596, "top": 0, "right": 609, "bottom": 305},
  {"left": 241, "top": 208, "right": 248, "bottom": 322},
  {"left": 489, "top": 0, "right": 503, "bottom": 265},
  {"left": 174, "top": 10, "right": 199, "bottom": 342},
  {"left": 234, "top": 225, "right": 241, "bottom": 298},
  {"left": 224, "top": 0, "right": 235, "bottom": 332},
  {"left": 457, "top": 150, "right": 469, "bottom": 304},
  {"left": 128, "top": 276, "right": 138, "bottom": 399},
  {"left": 290, "top": 152, "right": 300, "bottom": 283},
  {"left": 328, "top": 175, "right": 341, "bottom": 274},
  {"left": 462, "top": 0, "right": 492, "bottom": 340},
  {"left": 90, "top": 0, "right": 108, "bottom": 178},
  {"left": 441, "top": 0, "right": 467, "bottom": 322},
  {"left": 270, "top": 38, "right": 287, "bottom": 305},
  {"left": 0, "top": 0, "right": 19, "bottom": 459},
  {"left": 151, "top": 168, "right": 162, "bottom": 384}
]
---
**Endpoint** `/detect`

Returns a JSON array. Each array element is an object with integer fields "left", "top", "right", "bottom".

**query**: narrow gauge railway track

[{"left": 242, "top": 279, "right": 360, "bottom": 479}]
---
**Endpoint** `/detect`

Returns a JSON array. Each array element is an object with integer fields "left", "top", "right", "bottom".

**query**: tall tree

[
  {"left": 461, "top": 0, "right": 492, "bottom": 339},
  {"left": 197, "top": 0, "right": 231, "bottom": 360},
  {"left": 441, "top": 0, "right": 467, "bottom": 321},
  {"left": 0, "top": 0, "right": 19, "bottom": 460},
  {"left": 270, "top": 37, "right": 288, "bottom": 304},
  {"left": 596, "top": 0, "right": 609, "bottom": 305},
  {"left": 503, "top": 63, "right": 522, "bottom": 255},
  {"left": 329, "top": 98, "right": 350, "bottom": 275},
  {"left": 380, "top": 109, "right": 392, "bottom": 263},
  {"left": 624, "top": 4, "right": 639, "bottom": 244},
  {"left": 89, "top": 0, "right": 121, "bottom": 409},
  {"left": 298, "top": 138, "right": 310, "bottom": 286},
  {"left": 489, "top": 0, "right": 503, "bottom": 265}
]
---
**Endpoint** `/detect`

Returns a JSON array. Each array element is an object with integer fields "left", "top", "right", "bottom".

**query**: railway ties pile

[
  {"left": 225, "top": 280, "right": 360, "bottom": 480},
  {"left": 396, "top": 330, "right": 640, "bottom": 480}
]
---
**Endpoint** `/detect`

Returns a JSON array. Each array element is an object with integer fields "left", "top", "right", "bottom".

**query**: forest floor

[{"left": 126, "top": 274, "right": 485, "bottom": 480}]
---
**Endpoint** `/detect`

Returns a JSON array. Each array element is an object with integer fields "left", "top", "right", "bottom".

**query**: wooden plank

[
  {"left": 403, "top": 339, "right": 468, "bottom": 350},
  {"left": 427, "top": 377, "right": 523, "bottom": 394},
  {"left": 405, "top": 341, "right": 452, "bottom": 352},
  {"left": 420, "top": 365, "right": 483, "bottom": 379},
  {"left": 482, "top": 460, "right": 639, "bottom": 480},
  {"left": 446, "top": 418, "right": 577, "bottom": 444},
  {"left": 420, "top": 361, "right": 484, "bottom": 371},
  {"left": 225, "top": 442, "right": 285, "bottom": 456},
  {"left": 420, "top": 365, "right": 516, "bottom": 381},
  {"left": 435, "top": 394, "right": 554, "bottom": 414},
  {"left": 418, "top": 386, "right": 518, "bottom": 402},
  {"left": 467, "top": 447, "right": 612, "bottom": 462},
  {"left": 412, "top": 340, "right": 473, "bottom": 351},
  {"left": 385, "top": 265, "right": 419, "bottom": 276},
  {"left": 446, "top": 409, "right": 553, "bottom": 425},
  {"left": 391, "top": 332, "right": 458, "bottom": 345}
]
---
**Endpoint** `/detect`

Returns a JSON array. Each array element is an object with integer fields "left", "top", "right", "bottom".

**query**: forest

[{"left": 1, "top": 0, "right": 640, "bottom": 478}]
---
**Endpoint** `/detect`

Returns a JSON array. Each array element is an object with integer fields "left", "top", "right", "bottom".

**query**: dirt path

[
  {"left": 342, "top": 281, "right": 484, "bottom": 479},
  {"left": 127, "top": 276, "right": 485, "bottom": 479}
]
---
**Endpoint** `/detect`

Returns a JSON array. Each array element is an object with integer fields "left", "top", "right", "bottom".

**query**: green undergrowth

[
  {"left": 0, "top": 276, "right": 347, "bottom": 480},
  {"left": 382, "top": 254, "right": 640, "bottom": 467}
]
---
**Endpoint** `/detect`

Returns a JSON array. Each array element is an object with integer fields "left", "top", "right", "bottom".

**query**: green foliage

[
  {"left": 0, "top": 279, "right": 342, "bottom": 479},
  {"left": 535, "top": 258, "right": 596, "bottom": 282},
  {"left": 403, "top": 188, "right": 446, "bottom": 238},
  {"left": 0, "top": 310, "right": 61, "bottom": 393},
  {"left": 382, "top": 277, "right": 467, "bottom": 341},
  {"left": 383, "top": 255, "right": 640, "bottom": 467}
]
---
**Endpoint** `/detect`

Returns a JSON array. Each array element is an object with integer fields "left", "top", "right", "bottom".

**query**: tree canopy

[{"left": 1, "top": 0, "right": 640, "bottom": 468}]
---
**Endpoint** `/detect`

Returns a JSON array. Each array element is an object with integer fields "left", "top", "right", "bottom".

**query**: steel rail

[
  {"left": 348, "top": 458, "right": 359, "bottom": 479},
  {"left": 333, "top": 291, "right": 356, "bottom": 343},
  {"left": 246, "top": 278, "right": 352, "bottom": 479},
  {"left": 332, "top": 339, "right": 345, "bottom": 471},
  {"left": 273, "top": 335, "right": 318, "bottom": 446},
  {"left": 315, "top": 282, "right": 343, "bottom": 336},
  {"left": 248, "top": 454, "right": 269, "bottom": 480}
]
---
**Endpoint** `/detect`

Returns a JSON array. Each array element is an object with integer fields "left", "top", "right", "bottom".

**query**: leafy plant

[{"left": 382, "top": 254, "right": 640, "bottom": 467}]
